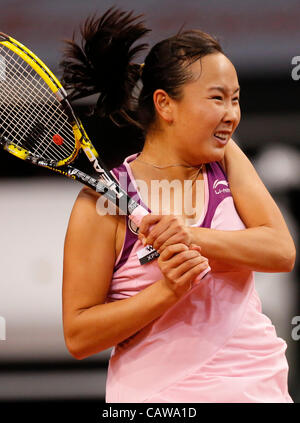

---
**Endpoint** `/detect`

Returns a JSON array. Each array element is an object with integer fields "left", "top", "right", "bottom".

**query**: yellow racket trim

[
  {"left": 0, "top": 40, "right": 60, "bottom": 94},
  {"left": 0, "top": 35, "right": 84, "bottom": 167},
  {"left": 51, "top": 123, "right": 83, "bottom": 167},
  {"left": 55, "top": 120, "right": 98, "bottom": 167},
  {"left": 3, "top": 142, "right": 78, "bottom": 179},
  {"left": 4, "top": 143, "right": 29, "bottom": 160},
  {"left": 77, "top": 121, "right": 99, "bottom": 158},
  {"left": 0, "top": 35, "right": 63, "bottom": 91}
]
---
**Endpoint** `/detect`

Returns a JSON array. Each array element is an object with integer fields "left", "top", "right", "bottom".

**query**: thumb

[{"left": 138, "top": 232, "right": 147, "bottom": 246}]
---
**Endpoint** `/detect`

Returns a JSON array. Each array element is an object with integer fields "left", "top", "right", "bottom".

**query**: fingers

[
  {"left": 138, "top": 214, "right": 191, "bottom": 250},
  {"left": 152, "top": 229, "right": 184, "bottom": 253},
  {"left": 159, "top": 247, "right": 209, "bottom": 278},
  {"left": 155, "top": 236, "right": 201, "bottom": 254},
  {"left": 138, "top": 214, "right": 164, "bottom": 239},
  {"left": 169, "top": 253, "right": 208, "bottom": 279},
  {"left": 177, "top": 259, "right": 209, "bottom": 285},
  {"left": 158, "top": 243, "right": 189, "bottom": 261},
  {"left": 158, "top": 246, "right": 210, "bottom": 298}
]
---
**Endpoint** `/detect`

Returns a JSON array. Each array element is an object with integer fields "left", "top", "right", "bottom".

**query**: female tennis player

[{"left": 61, "top": 8, "right": 296, "bottom": 403}]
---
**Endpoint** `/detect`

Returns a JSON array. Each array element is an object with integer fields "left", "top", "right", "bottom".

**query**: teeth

[{"left": 214, "top": 132, "right": 228, "bottom": 140}]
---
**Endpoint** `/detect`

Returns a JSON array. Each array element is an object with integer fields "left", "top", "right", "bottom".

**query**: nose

[{"left": 222, "top": 102, "right": 240, "bottom": 125}]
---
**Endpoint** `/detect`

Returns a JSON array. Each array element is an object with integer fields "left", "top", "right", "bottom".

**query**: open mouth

[{"left": 213, "top": 132, "right": 229, "bottom": 144}]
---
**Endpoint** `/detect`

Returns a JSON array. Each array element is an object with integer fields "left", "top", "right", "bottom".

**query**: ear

[{"left": 152, "top": 89, "right": 174, "bottom": 124}]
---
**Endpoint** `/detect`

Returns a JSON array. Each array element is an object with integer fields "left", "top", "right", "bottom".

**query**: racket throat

[
  {"left": 104, "top": 180, "right": 124, "bottom": 200},
  {"left": 82, "top": 145, "right": 122, "bottom": 196}
]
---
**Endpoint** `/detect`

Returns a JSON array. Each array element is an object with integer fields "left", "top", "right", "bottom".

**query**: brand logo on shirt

[{"left": 213, "top": 179, "right": 230, "bottom": 195}]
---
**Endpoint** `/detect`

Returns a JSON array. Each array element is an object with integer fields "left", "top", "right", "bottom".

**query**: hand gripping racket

[{"left": 0, "top": 32, "right": 210, "bottom": 279}]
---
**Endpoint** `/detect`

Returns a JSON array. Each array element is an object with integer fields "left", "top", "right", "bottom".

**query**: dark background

[{"left": 0, "top": 0, "right": 299, "bottom": 408}]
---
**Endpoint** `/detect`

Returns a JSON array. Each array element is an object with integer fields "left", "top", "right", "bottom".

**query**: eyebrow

[{"left": 208, "top": 86, "right": 240, "bottom": 95}]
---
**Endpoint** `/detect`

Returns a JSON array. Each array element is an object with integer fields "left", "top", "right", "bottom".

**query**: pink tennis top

[{"left": 105, "top": 153, "right": 292, "bottom": 403}]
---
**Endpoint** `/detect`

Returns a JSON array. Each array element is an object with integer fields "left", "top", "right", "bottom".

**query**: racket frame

[{"left": 0, "top": 32, "right": 143, "bottom": 217}]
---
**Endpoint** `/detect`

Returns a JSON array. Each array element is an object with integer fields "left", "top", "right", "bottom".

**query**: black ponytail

[
  {"left": 60, "top": 7, "right": 150, "bottom": 126},
  {"left": 61, "top": 7, "right": 223, "bottom": 139}
]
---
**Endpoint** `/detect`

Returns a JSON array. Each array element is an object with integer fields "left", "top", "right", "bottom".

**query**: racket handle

[
  {"left": 130, "top": 205, "right": 211, "bottom": 282},
  {"left": 129, "top": 204, "right": 149, "bottom": 227}
]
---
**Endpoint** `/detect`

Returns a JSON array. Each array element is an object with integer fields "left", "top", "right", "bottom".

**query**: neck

[
  {"left": 141, "top": 132, "right": 181, "bottom": 164},
  {"left": 135, "top": 134, "right": 202, "bottom": 180}
]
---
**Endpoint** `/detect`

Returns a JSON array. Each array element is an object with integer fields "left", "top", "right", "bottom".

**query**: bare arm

[
  {"left": 190, "top": 139, "right": 296, "bottom": 272},
  {"left": 139, "top": 140, "right": 296, "bottom": 273},
  {"left": 63, "top": 188, "right": 207, "bottom": 359}
]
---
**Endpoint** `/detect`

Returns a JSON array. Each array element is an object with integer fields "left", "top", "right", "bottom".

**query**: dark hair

[
  {"left": 60, "top": 7, "right": 150, "bottom": 126},
  {"left": 138, "top": 31, "right": 223, "bottom": 131},
  {"left": 60, "top": 7, "right": 223, "bottom": 133}
]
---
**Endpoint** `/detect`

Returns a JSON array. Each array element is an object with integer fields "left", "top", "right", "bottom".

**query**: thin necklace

[
  {"left": 134, "top": 157, "right": 203, "bottom": 185},
  {"left": 135, "top": 157, "right": 203, "bottom": 171}
]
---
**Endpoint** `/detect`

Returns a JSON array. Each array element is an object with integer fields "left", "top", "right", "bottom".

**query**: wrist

[
  {"left": 156, "top": 278, "right": 181, "bottom": 304},
  {"left": 189, "top": 226, "right": 201, "bottom": 246}
]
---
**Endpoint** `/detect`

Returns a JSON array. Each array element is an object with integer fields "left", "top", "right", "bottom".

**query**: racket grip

[
  {"left": 130, "top": 205, "right": 211, "bottom": 281},
  {"left": 129, "top": 207, "right": 158, "bottom": 245},
  {"left": 129, "top": 204, "right": 149, "bottom": 228}
]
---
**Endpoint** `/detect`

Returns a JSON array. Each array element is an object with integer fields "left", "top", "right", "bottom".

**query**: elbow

[
  {"left": 65, "top": 335, "right": 86, "bottom": 360},
  {"left": 63, "top": 315, "right": 93, "bottom": 360},
  {"left": 64, "top": 330, "right": 107, "bottom": 360},
  {"left": 277, "top": 244, "right": 296, "bottom": 273},
  {"left": 285, "top": 248, "right": 296, "bottom": 272},
  {"left": 63, "top": 323, "right": 83, "bottom": 360},
  {"left": 64, "top": 327, "right": 92, "bottom": 360}
]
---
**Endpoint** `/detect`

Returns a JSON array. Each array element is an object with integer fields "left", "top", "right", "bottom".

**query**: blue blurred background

[{"left": 0, "top": 0, "right": 299, "bottom": 406}]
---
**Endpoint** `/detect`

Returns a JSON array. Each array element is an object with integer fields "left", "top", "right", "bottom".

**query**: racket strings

[
  {"left": 1, "top": 55, "right": 76, "bottom": 155},
  {"left": 0, "top": 50, "right": 73, "bottom": 143},
  {"left": 0, "top": 63, "right": 69, "bottom": 143},
  {"left": 0, "top": 56, "right": 74, "bottom": 162},
  {"left": 0, "top": 55, "right": 60, "bottom": 136},
  {"left": 0, "top": 51, "right": 75, "bottom": 159},
  {"left": 0, "top": 46, "right": 77, "bottom": 163},
  {"left": 0, "top": 77, "right": 72, "bottom": 158}
]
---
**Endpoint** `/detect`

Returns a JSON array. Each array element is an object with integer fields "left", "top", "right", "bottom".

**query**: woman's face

[{"left": 171, "top": 53, "right": 241, "bottom": 164}]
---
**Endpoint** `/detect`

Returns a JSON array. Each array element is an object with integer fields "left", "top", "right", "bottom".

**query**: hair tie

[{"left": 139, "top": 62, "right": 145, "bottom": 77}]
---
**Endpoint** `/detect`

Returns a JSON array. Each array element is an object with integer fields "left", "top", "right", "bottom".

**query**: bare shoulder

[
  {"left": 221, "top": 138, "right": 239, "bottom": 172},
  {"left": 223, "top": 138, "right": 257, "bottom": 181},
  {"left": 64, "top": 186, "right": 126, "bottom": 264},
  {"left": 221, "top": 138, "right": 291, "bottom": 230},
  {"left": 218, "top": 139, "right": 237, "bottom": 174},
  {"left": 76, "top": 186, "right": 103, "bottom": 207},
  {"left": 69, "top": 186, "right": 122, "bottom": 230}
]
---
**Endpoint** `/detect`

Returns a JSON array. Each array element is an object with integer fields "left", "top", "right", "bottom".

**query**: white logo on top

[{"left": 213, "top": 179, "right": 230, "bottom": 195}]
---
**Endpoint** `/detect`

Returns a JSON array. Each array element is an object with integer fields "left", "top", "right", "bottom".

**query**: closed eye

[{"left": 211, "top": 96, "right": 240, "bottom": 102}]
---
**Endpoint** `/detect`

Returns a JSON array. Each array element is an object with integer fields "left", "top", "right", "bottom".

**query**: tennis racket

[
  {"left": 0, "top": 33, "right": 148, "bottom": 222},
  {"left": 0, "top": 32, "right": 210, "bottom": 278}
]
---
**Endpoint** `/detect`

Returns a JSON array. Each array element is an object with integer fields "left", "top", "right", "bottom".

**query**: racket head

[
  {"left": 0, "top": 32, "right": 97, "bottom": 168},
  {"left": 0, "top": 33, "right": 145, "bottom": 220}
]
